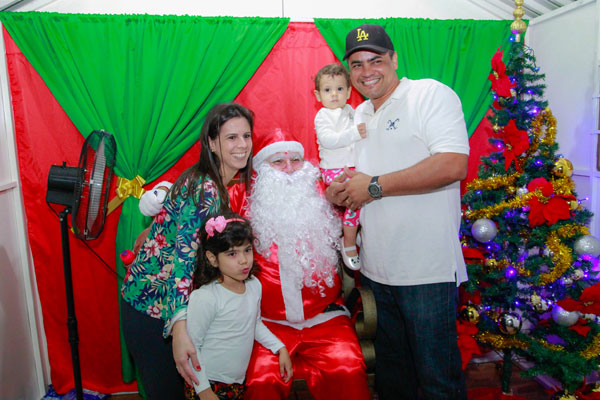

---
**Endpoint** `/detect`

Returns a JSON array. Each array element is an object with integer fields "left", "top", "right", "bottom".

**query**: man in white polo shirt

[{"left": 327, "top": 24, "right": 469, "bottom": 400}]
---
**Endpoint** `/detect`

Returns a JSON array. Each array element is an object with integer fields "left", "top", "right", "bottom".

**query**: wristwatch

[{"left": 367, "top": 176, "right": 383, "bottom": 199}]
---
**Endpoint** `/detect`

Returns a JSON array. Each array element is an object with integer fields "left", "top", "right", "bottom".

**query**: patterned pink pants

[{"left": 321, "top": 167, "right": 360, "bottom": 227}]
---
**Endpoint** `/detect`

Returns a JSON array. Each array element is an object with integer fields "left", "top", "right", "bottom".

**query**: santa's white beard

[{"left": 248, "top": 162, "right": 341, "bottom": 294}]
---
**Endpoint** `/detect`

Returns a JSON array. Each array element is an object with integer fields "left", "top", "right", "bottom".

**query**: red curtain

[{"left": 6, "top": 21, "right": 493, "bottom": 394}]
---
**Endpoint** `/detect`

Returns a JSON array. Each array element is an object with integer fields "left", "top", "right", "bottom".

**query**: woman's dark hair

[
  {"left": 170, "top": 102, "right": 254, "bottom": 210},
  {"left": 193, "top": 212, "right": 258, "bottom": 289}
]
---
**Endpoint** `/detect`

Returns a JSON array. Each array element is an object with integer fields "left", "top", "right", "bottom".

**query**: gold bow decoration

[{"left": 107, "top": 175, "right": 146, "bottom": 215}]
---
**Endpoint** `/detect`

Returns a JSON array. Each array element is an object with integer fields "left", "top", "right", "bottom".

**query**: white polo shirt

[{"left": 355, "top": 77, "right": 469, "bottom": 286}]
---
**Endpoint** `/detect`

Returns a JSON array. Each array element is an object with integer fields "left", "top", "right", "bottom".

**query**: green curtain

[
  {"left": 0, "top": 11, "right": 289, "bottom": 383},
  {"left": 314, "top": 18, "right": 519, "bottom": 137}
]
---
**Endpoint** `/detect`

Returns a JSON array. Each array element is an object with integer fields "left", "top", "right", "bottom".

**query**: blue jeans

[{"left": 361, "top": 276, "right": 466, "bottom": 400}]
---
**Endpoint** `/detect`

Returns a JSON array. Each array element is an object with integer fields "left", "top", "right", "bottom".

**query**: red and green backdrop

[{"left": 0, "top": 11, "right": 512, "bottom": 394}]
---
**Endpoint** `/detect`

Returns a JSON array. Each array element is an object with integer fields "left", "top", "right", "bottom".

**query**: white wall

[
  {"left": 12, "top": 0, "right": 499, "bottom": 19},
  {"left": 0, "top": 35, "right": 48, "bottom": 400},
  {"left": 527, "top": 0, "right": 600, "bottom": 237}
]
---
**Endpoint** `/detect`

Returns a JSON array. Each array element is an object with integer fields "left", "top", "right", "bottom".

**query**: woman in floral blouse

[{"left": 121, "top": 103, "right": 255, "bottom": 399}]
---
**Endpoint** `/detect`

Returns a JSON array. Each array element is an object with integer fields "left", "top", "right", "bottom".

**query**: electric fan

[{"left": 46, "top": 130, "right": 116, "bottom": 400}]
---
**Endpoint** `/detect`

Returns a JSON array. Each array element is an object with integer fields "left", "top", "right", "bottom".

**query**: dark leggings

[{"left": 121, "top": 298, "right": 185, "bottom": 399}]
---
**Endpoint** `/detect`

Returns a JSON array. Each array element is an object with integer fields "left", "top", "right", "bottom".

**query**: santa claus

[{"left": 239, "top": 130, "right": 370, "bottom": 400}]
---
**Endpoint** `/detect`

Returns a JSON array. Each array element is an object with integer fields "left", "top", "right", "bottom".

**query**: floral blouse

[{"left": 121, "top": 177, "right": 221, "bottom": 337}]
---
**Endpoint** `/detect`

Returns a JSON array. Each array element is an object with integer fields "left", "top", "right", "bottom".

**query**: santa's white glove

[{"left": 139, "top": 181, "right": 173, "bottom": 217}]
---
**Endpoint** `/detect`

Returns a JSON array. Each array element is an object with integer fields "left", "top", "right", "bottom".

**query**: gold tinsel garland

[
  {"left": 476, "top": 332, "right": 569, "bottom": 353},
  {"left": 467, "top": 173, "right": 521, "bottom": 191},
  {"left": 476, "top": 332, "right": 529, "bottom": 350},
  {"left": 538, "top": 232, "right": 573, "bottom": 285},
  {"left": 515, "top": 263, "right": 532, "bottom": 277},
  {"left": 468, "top": 108, "right": 557, "bottom": 195},
  {"left": 553, "top": 177, "right": 576, "bottom": 197},
  {"left": 465, "top": 191, "right": 536, "bottom": 220},
  {"left": 582, "top": 334, "right": 600, "bottom": 360},
  {"left": 556, "top": 224, "right": 590, "bottom": 238},
  {"left": 527, "top": 108, "right": 557, "bottom": 156},
  {"left": 477, "top": 331, "right": 600, "bottom": 360},
  {"left": 465, "top": 179, "right": 575, "bottom": 221}
]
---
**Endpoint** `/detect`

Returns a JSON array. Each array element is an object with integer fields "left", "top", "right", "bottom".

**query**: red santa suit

[
  {"left": 231, "top": 131, "right": 370, "bottom": 400},
  {"left": 244, "top": 250, "right": 370, "bottom": 400}
]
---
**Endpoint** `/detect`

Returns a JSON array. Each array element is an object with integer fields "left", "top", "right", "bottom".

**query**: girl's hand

[
  {"left": 357, "top": 123, "right": 367, "bottom": 138},
  {"left": 197, "top": 387, "right": 220, "bottom": 400},
  {"left": 172, "top": 320, "right": 200, "bottom": 386},
  {"left": 278, "top": 347, "right": 293, "bottom": 383}
]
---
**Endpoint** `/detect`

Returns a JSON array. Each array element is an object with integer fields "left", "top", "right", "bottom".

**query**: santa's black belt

[{"left": 322, "top": 303, "right": 346, "bottom": 313}]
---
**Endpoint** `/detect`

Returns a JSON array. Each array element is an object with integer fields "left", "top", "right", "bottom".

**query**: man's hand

[
  {"left": 343, "top": 167, "right": 372, "bottom": 210},
  {"left": 278, "top": 347, "right": 293, "bottom": 383},
  {"left": 133, "top": 226, "right": 151, "bottom": 255},
  {"left": 172, "top": 320, "right": 200, "bottom": 386},
  {"left": 325, "top": 170, "right": 349, "bottom": 207}
]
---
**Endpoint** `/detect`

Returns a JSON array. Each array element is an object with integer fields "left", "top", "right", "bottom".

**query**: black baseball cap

[{"left": 343, "top": 24, "right": 395, "bottom": 60}]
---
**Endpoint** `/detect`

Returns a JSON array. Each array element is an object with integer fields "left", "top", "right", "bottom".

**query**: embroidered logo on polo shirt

[
  {"left": 356, "top": 29, "right": 369, "bottom": 42},
  {"left": 386, "top": 118, "right": 399, "bottom": 131}
]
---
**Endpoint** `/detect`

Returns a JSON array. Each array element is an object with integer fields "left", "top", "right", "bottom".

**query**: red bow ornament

[
  {"left": 527, "top": 177, "right": 571, "bottom": 227},
  {"left": 456, "top": 320, "right": 480, "bottom": 370},
  {"left": 488, "top": 48, "right": 515, "bottom": 97},
  {"left": 579, "top": 283, "right": 600, "bottom": 315},
  {"left": 501, "top": 119, "right": 529, "bottom": 171}
]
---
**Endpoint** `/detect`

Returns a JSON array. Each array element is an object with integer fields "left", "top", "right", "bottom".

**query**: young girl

[
  {"left": 121, "top": 103, "right": 255, "bottom": 399},
  {"left": 185, "top": 213, "right": 292, "bottom": 400},
  {"left": 314, "top": 64, "right": 366, "bottom": 270}
]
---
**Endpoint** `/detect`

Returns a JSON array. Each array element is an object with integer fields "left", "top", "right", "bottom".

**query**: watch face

[{"left": 368, "top": 182, "right": 381, "bottom": 198}]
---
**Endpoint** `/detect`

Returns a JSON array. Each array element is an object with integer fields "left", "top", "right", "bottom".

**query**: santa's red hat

[{"left": 252, "top": 128, "right": 304, "bottom": 169}]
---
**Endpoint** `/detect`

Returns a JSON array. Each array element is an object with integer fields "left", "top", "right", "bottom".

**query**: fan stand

[
  {"left": 46, "top": 130, "right": 115, "bottom": 400},
  {"left": 59, "top": 207, "right": 84, "bottom": 400}
]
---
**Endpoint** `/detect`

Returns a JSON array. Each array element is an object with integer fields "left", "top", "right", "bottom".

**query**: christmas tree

[{"left": 460, "top": 34, "right": 600, "bottom": 398}]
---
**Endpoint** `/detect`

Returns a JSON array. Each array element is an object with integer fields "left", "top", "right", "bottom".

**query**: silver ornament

[
  {"left": 471, "top": 218, "right": 498, "bottom": 243},
  {"left": 551, "top": 305, "right": 580, "bottom": 327},
  {"left": 543, "top": 247, "right": 554, "bottom": 258},
  {"left": 530, "top": 294, "right": 550, "bottom": 313},
  {"left": 498, "top": 312, "right": 522, "bottom": 335},
  {"left": 516, "top": 187, "right": 529, "bottom": 196},
  {"left": 573, "top": 269, "right": 584, "bottom": 280},
  {"left": 561, "top": 277, "right": 573, "bottom": 286},
  {"left": 533, "top": 299, "right": 550, "bottom": 313},
  {"left": 583, "top": 313, "right": 597, "bottom": 322},
  {"left": 574, "top": 235, "right": 600, "bottom": 257}
]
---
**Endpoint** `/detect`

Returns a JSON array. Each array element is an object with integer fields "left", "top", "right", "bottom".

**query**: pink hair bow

[
  {"left": 205, "top": 216, "right": 228, "bottom": 237},
  {"left": 205, "top": 216, "right": 245, "bottom": 237}
]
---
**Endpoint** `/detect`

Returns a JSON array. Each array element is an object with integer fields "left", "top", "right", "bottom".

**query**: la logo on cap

[{"left": 356, "top": 28, "right": 369, "bottom": 42}]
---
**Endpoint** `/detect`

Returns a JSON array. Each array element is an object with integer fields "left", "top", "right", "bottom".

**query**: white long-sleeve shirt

[
  {"left": 314, "top": 105, "right": 362, "bottom": 169},
  {"left": 187, "top": 277, "right": 284, "bottom": 393}
]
